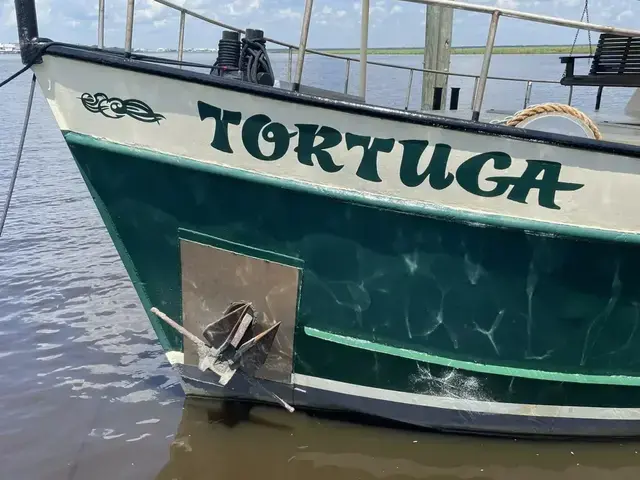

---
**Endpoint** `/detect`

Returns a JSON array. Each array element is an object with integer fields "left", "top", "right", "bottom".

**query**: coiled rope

[{"left": 495, "top": 102, "right": 602, "bottom": 140}]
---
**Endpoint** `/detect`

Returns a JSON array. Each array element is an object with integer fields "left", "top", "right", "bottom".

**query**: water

[{"left": 1, "top": 52, "right": 639, "bottom": 479}]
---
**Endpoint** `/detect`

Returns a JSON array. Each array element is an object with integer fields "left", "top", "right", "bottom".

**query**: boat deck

[{"left": 438, "top": 109, "right": 640, "bottom": 147}]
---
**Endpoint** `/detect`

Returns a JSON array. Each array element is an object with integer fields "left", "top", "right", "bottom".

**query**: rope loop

[{"left": 500, "top": 102, "right": 602, "bottom": 140}]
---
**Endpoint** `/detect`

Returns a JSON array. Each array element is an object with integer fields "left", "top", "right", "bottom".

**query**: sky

[{"left": 0, "top": 0, "right": 639, "bottom": 49}]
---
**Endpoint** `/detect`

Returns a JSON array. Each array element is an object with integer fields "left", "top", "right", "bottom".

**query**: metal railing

[
  {"left": 397, "top": 0, "right": 640, "bottom": 120},
  {"left": 104, "top": 0, "right": 640, "bottom": 117}
]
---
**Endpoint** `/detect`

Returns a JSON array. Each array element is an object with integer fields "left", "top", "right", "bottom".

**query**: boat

[{"left": 6, "top": 0, "right": 640, "bottom": 438}]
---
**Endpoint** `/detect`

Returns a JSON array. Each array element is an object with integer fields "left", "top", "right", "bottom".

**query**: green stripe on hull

[
  {"left": 305, "top": 326, "right": 640, "bottom": 386},
  {"left": 64, "top": 132, "right": 640, "bottom": 409}
]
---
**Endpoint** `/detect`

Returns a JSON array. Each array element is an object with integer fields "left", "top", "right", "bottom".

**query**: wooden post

[
  {"left": 421, "top": 2, "right": 454, "bottom": 111},
  {"left": 13, "top": 0, "right": 40, "bottom": 64}
]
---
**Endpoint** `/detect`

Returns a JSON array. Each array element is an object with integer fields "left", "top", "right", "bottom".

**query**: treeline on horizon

[
  {"left": 268, "top": 44, "right": 593, "bottom": 55},
  {"left": 94, "top": 44, "right": 593, "bottom": 55}
]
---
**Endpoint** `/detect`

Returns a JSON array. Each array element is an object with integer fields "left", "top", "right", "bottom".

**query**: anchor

[{"left": 150, "top": 303, "right": 294, "bottom": 413}]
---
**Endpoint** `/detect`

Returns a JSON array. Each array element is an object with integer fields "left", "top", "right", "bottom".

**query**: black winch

[{"left": 211, "top": 29, "right": 275, "bottom": 87}]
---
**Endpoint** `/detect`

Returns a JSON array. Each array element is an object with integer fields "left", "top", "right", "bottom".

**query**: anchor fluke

[{"left": 149, "top": 305, "right": 293, "bottom": 413}]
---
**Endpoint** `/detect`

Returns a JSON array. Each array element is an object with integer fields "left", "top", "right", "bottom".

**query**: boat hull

[
  {"left": 33, "top": 49, "right": 640, "bottom": 438},
  {"left": 178, "top": 365, "right": 640, "bottom": 438}
]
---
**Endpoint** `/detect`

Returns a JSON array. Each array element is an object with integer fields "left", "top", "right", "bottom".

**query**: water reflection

[{"left": 156, "top": 398, "right": 640, "bottom": 480}]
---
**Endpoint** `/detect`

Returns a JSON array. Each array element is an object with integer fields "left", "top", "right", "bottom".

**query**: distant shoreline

[
  {"left": 0, "top": 45, "right": 594, "bottom": 56},
  {"left": 274, "top": 45, "right": 593, "bottom": 55}
]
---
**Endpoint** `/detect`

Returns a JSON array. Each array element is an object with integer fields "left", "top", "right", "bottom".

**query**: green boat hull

[{"left": 65, "top": 131, "right": 640, "bottom": 437}]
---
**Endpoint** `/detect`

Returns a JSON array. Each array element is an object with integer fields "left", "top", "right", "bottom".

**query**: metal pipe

[
  {"left": 360, "top": 0, "right": 370, "bottom": 100},
  {"left": 13, "top": 0, "right": 40, "bottom": 65},
  {"left": 151, "top": 0, "right": 640, "bottom": 53},
  {"left": 177, "top": 10, "right": 186, "bottom": 66},
  {"left": 287, "top": 47, "right": 293, "bottom": 82},
  {"left": 405, "top": 69, "right": 414, "bottom": 110},
  {"left": 401, "top": 0, "right": 640, "bottom": 37},
  {"left": 146, "top": 0, "right": 622, "bottom": 88},
  {"left": 523, "top": 80, "right": 532, "bottom": 108},
  {"left": 124, "top": 0, "right": 135, "bottom": 54},
  {"left": 471, "top": 10, "right": 500, "bottom": 122},
  {"left": 471, "top": 76, "right": 479, "bottom": 105},
  {"left": 344, "top": 59, "right": 351, "bottom": 94},
  {"left": 420, "top": 4, "right": 433, "bottom": 110},
  {"left": 98, "top": 0, "right": 105, "bottom": 49},
  {"left": 567, "top": 85, "right": 574, "bottom": 106},
  {"left": 595, "top": 86, "right": 604, "bottom": 111},
  {"left": 0, "top": 75, "right": 36, "bottom": 238},
  {"left": 149, "top": 0, "right": 561, "bottom": 87},
  {"left": 293, "top": 0, "right": 314, "bottom": 91}
]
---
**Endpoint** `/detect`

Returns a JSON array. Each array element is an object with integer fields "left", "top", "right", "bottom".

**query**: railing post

[
  {"left": 344, "top": 59, "right": 351, "bottom": 94},
  {"left": 471, "top": 10, "right": 500, "bottom": 122},
  {"left": 433, "top": 87, "right": 443, "bottom": 110},
  {"left": 98, "top": 0, "right": 105, "bottom": 49},
  {"left": 471, "top": 76, "right": 479, "bottom": 106},
  {"left": 567, "top": 85, "right": 574, "bottom": 106},
  {"left": 405, "top": 69, "right": 414, "bottom": 110},
  {"left": 449, "top": 87, "right": 460, "bottom": 110},
  {"left": 595, "top": 85, "right": 604, "bottom": 110},
  {"left": 287, "top": 47, "right": 293, "bottom": 82},
  {"left": 293, "top": 0, "right": 314, "bottom": 91},
  {"left": 124, "top": 0, "right": 135, "bottom": 54},
  {"left": 177, "top": 10, "right": 186, "bottom": 66},
  {"left": 523, "top": 80, "right": 532, "bottom": 108},
  {"left": 360, "top": 0, "right": 370, "bottom": 100}
]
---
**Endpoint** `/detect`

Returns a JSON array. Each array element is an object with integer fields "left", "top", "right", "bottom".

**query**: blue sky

[{"left": 0, "top": 0, "right": 638, "bottom": 49}]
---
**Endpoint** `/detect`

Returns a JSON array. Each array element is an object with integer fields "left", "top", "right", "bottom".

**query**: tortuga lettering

[{"left": 197, "top": 101, "right": 584, "bottom": 210}]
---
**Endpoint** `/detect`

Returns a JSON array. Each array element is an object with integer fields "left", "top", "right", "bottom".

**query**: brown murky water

[
  {"left": 1, "top": 53, "right": 639, "bottom": 479},
  {"left": 158, "top": 398, "right": 640, "bottom": 480}
]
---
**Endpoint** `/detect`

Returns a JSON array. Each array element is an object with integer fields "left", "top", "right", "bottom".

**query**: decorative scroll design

[{"left": 80, "top": 93, "right": 165, "bottom": 123}]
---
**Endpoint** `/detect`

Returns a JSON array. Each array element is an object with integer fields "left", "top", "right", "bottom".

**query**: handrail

[
  {"left": 117, "top": 0, "right": 601, "bottom": 114},
  {"left": 402, "top": 0, "right": 640, "bottom": 37},
  {"left": 149, "top": 0, "right": 561, "bottom": 87}
]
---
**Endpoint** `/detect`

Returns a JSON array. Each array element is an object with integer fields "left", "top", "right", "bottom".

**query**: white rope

[{"left": 491, "top": 102, "right": 602, "bottom": 140}]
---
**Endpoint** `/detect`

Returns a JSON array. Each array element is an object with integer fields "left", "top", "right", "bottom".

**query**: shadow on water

[{"left": 155, "top": 397, "right": 640, "bottom": 480}]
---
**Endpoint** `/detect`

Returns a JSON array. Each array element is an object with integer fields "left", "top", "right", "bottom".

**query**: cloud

[
  {"left": 225, "top": 0, "right": 261, "bottom": 16},
  {"left": 277, "top": 7, "right": 300, "bottom": 19},
  {"left": 495, "top": 0, "right": 519, "bottom": 8},
  {"left": 0, "top": 0, "right": 638, "bottom": 49}
]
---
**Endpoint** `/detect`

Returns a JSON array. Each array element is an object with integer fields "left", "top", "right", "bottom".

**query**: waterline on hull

[
  {"left": 292, "top": 374, "right": 640, "bottom": 421},
  {"left": 169, "top": 357, "right": 640, "bottom": 421},
  {"left": 175, "top": 364, "right": 640, "bottom": 437}
]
